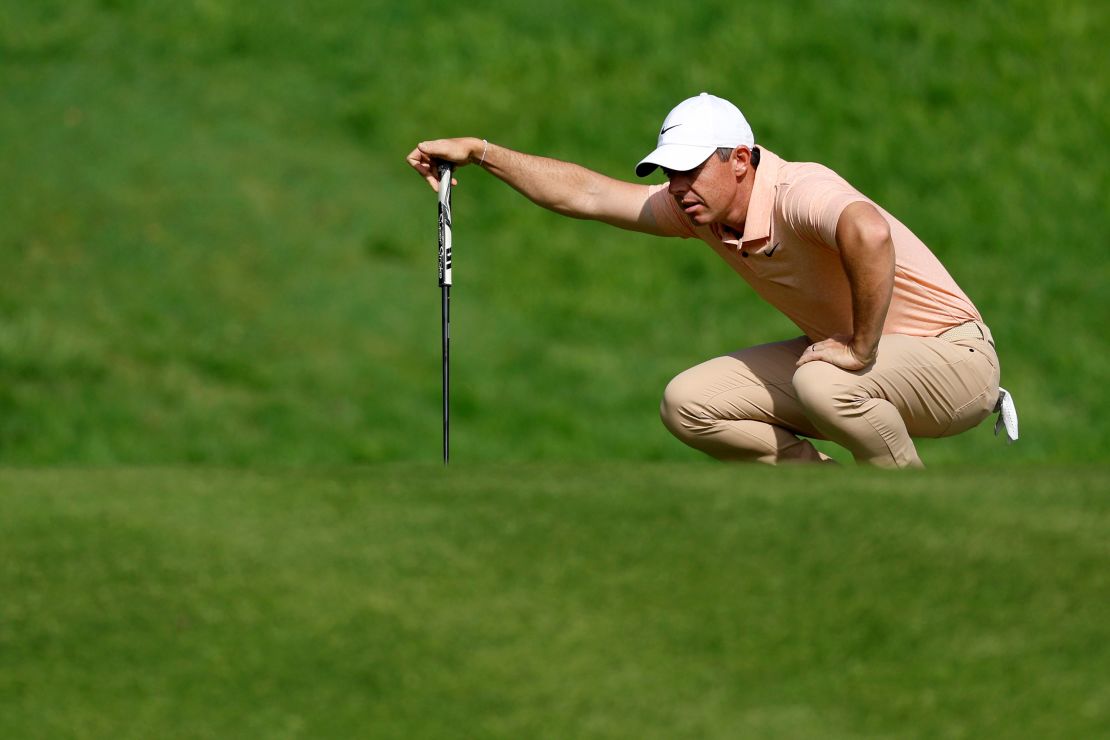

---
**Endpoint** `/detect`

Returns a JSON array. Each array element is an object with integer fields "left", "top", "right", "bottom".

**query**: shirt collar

[{"left": 737, "top": 147, "right": 781, "bottom": 245}]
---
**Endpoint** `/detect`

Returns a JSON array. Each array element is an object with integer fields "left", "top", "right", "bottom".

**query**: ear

[{"left": 731, "top": 147, "right": 752, "bottom": 179}]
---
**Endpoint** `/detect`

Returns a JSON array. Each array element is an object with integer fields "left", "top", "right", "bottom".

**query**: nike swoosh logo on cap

[{"left": 659, "top": 124, "right": 682, "bottom": 135}]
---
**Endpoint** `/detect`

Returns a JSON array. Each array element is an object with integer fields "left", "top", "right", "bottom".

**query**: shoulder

[
  {"left": 752, "top": 148, "right": 842, "bottom": 184},
  {"left": 778, "top": 159, "right": 852, "bottom": 192},
  {"left": 776, "top": 157, "right": 866, "bottom": 211},
  {"left": 756, "top": 149, "right": 858, "bottom": 208},
  {"left": 770, "top": 155, "right": 871, "bottom": 245}
]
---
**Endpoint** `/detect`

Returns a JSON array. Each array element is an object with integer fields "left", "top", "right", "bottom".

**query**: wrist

[
  {"left": 470, "top": 137, "right": 490, "bottom": 166},
  {"left": 851, "top": 337, "right": 878, "bottom": 363}
]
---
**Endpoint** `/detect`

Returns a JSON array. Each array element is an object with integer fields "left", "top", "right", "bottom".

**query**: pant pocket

[{"left": 941, "top": 348, "right": 1000, "bottom": 437}]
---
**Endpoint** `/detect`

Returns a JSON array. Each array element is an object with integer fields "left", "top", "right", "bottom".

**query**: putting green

[{"left": 3, "top": 464, "right": 1107, "bottom": 738}]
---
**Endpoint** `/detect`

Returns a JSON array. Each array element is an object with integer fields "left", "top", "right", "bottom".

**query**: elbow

[
  {"left": 868, "top": 220, "right": 895, "bottom": 273},
  {"left": 862, "top": 220, "right": 895, "bottom": 278},
  {"left": 546, "top": 185, "right": 595, "bottom": 219},
  {"left": 564, "top": 185, "right": 601, "bottom": 220},
  {"left": 858, "top": 213, "right": 891, "bottom": 252},
  {"left": 836, "top": 202, "right": 893, "bottom": 256}
]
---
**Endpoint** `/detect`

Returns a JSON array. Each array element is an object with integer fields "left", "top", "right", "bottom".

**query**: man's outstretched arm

[{"left": 406, "top": 137, "right": 667, "bottom": 236}]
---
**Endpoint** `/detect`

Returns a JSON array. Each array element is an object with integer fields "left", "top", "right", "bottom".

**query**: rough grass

[{"left": 2, "top": 464, "right": 1108, "bottom": 738}]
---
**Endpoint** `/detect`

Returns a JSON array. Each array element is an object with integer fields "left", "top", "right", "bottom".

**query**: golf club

[{"left": 437, "top": 162, "right": 453, "bottom": 464}]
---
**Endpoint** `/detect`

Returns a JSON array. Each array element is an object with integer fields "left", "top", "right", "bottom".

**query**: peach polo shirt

[{"left": 648, "top": 148, "right": 983, "bottom": 341}]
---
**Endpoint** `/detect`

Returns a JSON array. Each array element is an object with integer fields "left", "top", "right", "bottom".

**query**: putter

[{"left": 437, "top": 162, "right": 454, "bottom": 464}]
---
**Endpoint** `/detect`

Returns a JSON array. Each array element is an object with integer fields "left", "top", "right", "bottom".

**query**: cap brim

[{"left": 635, "top": 144, "right": 716, "bottom": 178}]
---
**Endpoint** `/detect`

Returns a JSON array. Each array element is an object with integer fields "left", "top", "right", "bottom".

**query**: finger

[
  {"left": 418, "top": 163, "right": 439, "bottom": 192},
  {"left": 796, "top": 344, "right": 836, "bottom": 368},
  {"left": 426, "top": 161, "right": 452, "bottom": 192},
  {"left": 421, "top": 139, "right": 469, "bottom": 168},
  {"left": 406, "top": 148, "right": 432, "bottom": 170},
  {"left": 414, "top": 161, "right": 439, "bottom": 191},
  {"left": 418, "top": 140, "right": 444, "bottom": 160},
  {"left": 406, "top": 150, "right": 440, "bottom": 191},
  {"left": 419, "top": 164, "right": 437, "bottom": 193}
]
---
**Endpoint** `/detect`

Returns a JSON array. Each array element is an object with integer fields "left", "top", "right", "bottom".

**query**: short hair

[{"left": 715, "top": 146, "right": 760, "bottom": 167}]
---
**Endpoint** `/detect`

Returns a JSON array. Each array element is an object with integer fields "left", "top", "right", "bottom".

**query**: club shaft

[
  {"left": 437, "top": 163, "right": 453, "bottom": 464},
  {"left": 442, "top": 285, "right": 450, "bottom": 464}
]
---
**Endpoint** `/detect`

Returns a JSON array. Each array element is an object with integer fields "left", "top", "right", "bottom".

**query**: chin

[{"left": 689, "top": 212, "right": 714, "bottom": 226}]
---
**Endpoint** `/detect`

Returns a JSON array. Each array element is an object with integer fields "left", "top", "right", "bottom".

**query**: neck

[{"left": 719, "top": 172, "right": 756, "bottom": 235}]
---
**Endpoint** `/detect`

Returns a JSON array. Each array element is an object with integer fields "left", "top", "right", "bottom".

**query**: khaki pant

[{"left": 660, "top": 324, "right": 1000, "bottom": 468}]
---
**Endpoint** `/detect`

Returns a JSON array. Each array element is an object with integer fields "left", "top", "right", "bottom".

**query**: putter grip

[{"left": 437, "top": 163, "right": 453, "bottom": 287}]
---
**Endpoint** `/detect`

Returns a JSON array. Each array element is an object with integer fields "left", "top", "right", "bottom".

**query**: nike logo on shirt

[{"left": 765, "top": 242, "right": 780, "bottom": 257}]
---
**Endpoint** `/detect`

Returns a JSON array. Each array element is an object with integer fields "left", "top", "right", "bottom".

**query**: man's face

[{"left": 664, "top": 150, "right": 740, "bottom": 227}]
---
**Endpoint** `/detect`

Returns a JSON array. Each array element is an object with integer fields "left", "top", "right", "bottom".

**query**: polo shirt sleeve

[
  {"left": 647, "top": 184, "right": 698, "bottom": 238},
  {"left": 779, "top": 166, "right": 870, "bottom": 250}
]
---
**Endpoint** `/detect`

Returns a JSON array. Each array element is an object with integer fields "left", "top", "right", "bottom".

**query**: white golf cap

[{"left": 635, "top": 92, "right": 755, "bottom": 177}]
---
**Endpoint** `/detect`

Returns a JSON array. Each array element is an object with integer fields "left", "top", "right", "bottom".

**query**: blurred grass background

[{"left": 2, "top": 0, "right": 1106, "bottom": 465}]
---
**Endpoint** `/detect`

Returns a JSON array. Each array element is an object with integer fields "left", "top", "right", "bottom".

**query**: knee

[
  {"left": 792, "top": 361, "right": 842, "bottom": 416},
  {"left": 659, "top": 372, "right": 710, "bottom": 440}
]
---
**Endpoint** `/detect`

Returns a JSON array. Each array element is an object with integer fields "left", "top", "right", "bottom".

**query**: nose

[{"left": 668, "top": 174, "right": 690, "bottom": 199}]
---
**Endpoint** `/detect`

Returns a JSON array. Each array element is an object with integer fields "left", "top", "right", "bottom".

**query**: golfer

[{"left": 406, "top": 93, "right": 1014, "bottom": 468}]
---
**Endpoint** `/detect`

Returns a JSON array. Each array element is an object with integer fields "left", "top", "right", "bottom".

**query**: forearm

[
  {"left": 476, "top": 139, "right": 615, "bottom": 219},
  {"left": 837, "top": 204, "right": 895, "bottom": 362},
  {"left": 845, "top": 248, "right": 893, "bottom": 361},
  {"left": 410, "top": 137, "right": 659, "bottom": 233}
]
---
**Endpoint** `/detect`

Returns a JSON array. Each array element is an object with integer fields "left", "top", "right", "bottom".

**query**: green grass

[
  {"left": 0, "top": 0, "right": 1107, "bottom": 465},
  {"left": 2, "top": 5, "right": 1107, "bottom": 736},
  {"left": 2, "top": 465, "right": 1108, "bottom": 738}
]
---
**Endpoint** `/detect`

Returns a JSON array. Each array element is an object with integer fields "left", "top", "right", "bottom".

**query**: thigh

[
  {"left": 666, "top": 336, "right": 824, "bottom": 437},
  {"left": 808, "top": 334, "right": 1000, "bottom": 437}
]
